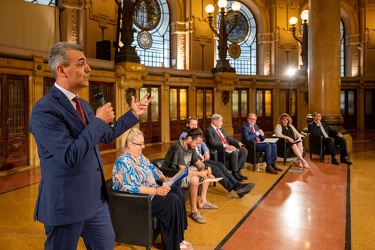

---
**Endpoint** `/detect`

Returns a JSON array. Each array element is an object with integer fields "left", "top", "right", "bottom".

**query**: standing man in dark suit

[
  {"left": 29, "top": 42, "right": 153, "bottom": 250},
  {"left": 205, "top": 114, "right": 248, "bottom": 182},
  {"left": 241, "top": 113, "right": 282, "bottom": 175},
  {"left": 308, "top": 111, "right": 352, "bottom": 165}
]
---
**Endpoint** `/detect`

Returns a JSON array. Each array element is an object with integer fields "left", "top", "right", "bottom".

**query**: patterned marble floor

[{"left": 0, "top": 130, "right": 374, "bottom": 250}]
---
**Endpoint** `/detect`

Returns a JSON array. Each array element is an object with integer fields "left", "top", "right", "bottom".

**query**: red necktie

[
  {"left": 216, "top": 128, "right": 227, "bottom": 145},
  {"left": 72, "top": 97, "right": 86, "bottom": 125},
  {"left": 251, "top": 126, "right": 260, "bottom": 142}
]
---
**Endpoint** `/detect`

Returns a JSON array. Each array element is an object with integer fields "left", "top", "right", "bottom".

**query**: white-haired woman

[{"left": 112, "top": 128, "right": 193, "bottom": 250}]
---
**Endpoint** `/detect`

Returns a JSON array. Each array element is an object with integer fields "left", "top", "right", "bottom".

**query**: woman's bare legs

[{"left": 291, "top": 143, "right": 310, "bottom": 168}]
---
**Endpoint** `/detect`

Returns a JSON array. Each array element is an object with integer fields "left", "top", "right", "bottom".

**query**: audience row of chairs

[{"left": 105, "top": 134, "right": 337, "bottom": 249}]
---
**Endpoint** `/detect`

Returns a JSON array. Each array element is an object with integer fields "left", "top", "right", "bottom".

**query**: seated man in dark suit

[
  {"left": 241, "top": 113, "right": 281, "bottom": 175},
  {"left": 308, "top": 111, "right": 352, "bottom": 165},
  {"left": 180, "top": 117, "right": 255, "bottom": 198},
  {"left": 205, "top": 114, "right": 248, "bottom": 182}
]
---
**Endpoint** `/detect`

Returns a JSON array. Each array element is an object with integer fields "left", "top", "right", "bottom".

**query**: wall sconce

[
  {"left": 289, "top": 10, "right": 309, "bottom": 75},
  {"left": 125, "top": 88, "right": 136, "bottom": 106},
  {"left": 205, "top": 0, "right": 241, "bottom": 73},
  {"left": 221, "top": 90, "right": 230, "bottom": 105}
]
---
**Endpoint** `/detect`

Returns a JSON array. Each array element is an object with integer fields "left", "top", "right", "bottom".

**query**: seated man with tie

[
  {"left": 241, "top": 113, "right": 282, "bottom": 175},
  {"left": 205, "top": 114, "right": 248, "bottom": 182},
  {"left": 308, "top": 111, "right": 352, "bottom": 165}
]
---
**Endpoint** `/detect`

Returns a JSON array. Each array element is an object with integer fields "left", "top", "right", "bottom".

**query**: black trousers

[
  {"left": 323, "top": 136, "right": 348, "bottom": 158},
  {"left": 151, "top": 186, "right": 187, "bottom": 250},
  {"left": 204, "top": 159, "right": 239, "bottom": 192}
]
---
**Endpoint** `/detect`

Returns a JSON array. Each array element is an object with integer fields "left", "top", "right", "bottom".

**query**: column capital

[{"left": 114, "top": 62, "right": 147, "bottom": 89}]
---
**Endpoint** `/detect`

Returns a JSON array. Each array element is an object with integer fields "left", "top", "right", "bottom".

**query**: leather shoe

[
  {"left": 266, "top": 165, "right": 278, "bottom": 175},
  {"left": 341, "top": 158, "right": 352, "bottom": 164},
  {"left": 238, "top": 171, "right": 248, "bottom": 180},
  {"left": 331, "top": 158, "right": 340, "bottom": 165},
  {"left": 272, "top": 164, "right": 283, "bottom": 172},
  {"left": 232, "top": 172, "right": 243, "bottom": 182},
  {"left": 235, "top": 183, "right": 255, "bottom": 198}
]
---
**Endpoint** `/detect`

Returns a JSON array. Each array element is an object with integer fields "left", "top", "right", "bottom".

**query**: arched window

[
  {"left": 340, "top": 20, "right": 345, "bottom": 77},
  {"left": 132, "top": 0, "right": 170, "bottom": 67},
  {"left": 216, "top": 1, "right": 257, "bottom": 75}
]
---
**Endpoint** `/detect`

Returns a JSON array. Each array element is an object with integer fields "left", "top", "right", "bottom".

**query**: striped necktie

[
  {"left": 216, "top": 128, "right": 227, "bottom": 145},
  {"left": 72, "top": 96, "right": 86, "bottom": 125}
]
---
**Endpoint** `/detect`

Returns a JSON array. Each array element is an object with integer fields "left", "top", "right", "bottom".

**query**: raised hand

[{"left": 130, "top": 93, "right": 155, "bottom": 117}]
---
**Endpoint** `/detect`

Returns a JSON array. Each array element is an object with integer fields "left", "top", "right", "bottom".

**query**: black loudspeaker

[{"left": 96, "top": 40, "right": 111, "bottom": 61}]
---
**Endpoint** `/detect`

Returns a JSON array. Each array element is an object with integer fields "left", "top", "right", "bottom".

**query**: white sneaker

[{"left": 180, "top": 240, "right": 194, "bottom": 250}]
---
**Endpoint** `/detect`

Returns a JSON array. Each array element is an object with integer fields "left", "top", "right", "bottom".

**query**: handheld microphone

[{"left": 93, "top": 88, "right": 115, "bottom": 130}]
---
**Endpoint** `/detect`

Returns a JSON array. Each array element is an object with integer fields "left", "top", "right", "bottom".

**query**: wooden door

[
  {"left": 140, "top": 86, "right": 161, "bottom": 143},
  {"left": 196, "top": 88, "right": 214, "bottom": 132},
  {"left": 279, "top": 89, "right": 298, "bottom": 128},
  {"left": 232, "top": 89, "right": 249, "bottom": 135},
  {"left": 340, "top": 90, "right": 357, "bottom": 129},
  {"left": 255, "top": 89, "right": 273, "bottom": 132},
  {"left": 365, "top": 89, "right": 375, "bottom": 129},
  {"left": 0, "top": 75, "right": 28, "bottom": 170},
  {"left": 169, "top": 87, "right": 188, "bottom": 141}
]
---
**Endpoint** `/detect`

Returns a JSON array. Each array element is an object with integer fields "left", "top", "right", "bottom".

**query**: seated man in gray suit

[{"left": 205, "top": 114, "right": 248, "bottom": 182}]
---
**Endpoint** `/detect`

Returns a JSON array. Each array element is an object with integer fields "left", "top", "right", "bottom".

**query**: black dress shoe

[
  {"left": 266, "top": 165, "right": 278, "bottom": 175},
  {"left": 331, "top": 159, "right": 340, "bottom": 165},
  {"left": 340, "top": 158, "right": 352, "bottom": 164},
  {"left": 238, "top": 171, "right": 248, "bottom": 180},
  {"left": 272, "top": 164, "right": 283, "bottom": 172},
  {"left": 235, "top": 183, "right": 255, "bottom": 198},
  {"left": 232, "top": 172, "right": 243, "bottom": 182}
]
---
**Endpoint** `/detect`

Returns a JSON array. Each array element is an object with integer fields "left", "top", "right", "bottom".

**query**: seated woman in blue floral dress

[{"left": 112, "top": 128, "right": 193, "bottom": 250}]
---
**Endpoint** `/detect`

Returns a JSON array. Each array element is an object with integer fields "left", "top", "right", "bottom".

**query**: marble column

[
  {"left": 308, "top": 0, "right": 342, "bottom": 131},
  {"left": 307, "top": 0, "right": 352, "bottom": 152}
]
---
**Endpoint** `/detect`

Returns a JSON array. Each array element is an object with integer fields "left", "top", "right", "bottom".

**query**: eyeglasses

[
  {"left": 131, "top": 142, "right": 145, "bottom": 147},
  {"left": 248, "top": 118, "right": 256, "bottom": 120}
]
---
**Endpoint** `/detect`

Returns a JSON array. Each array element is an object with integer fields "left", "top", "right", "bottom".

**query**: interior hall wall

[
  {"left": 0, "top": 0, "right": 59, "bottom": 52},
  {"left": 189, "top": 0, "right": 216, "bottom": 71},
  {"left": 364, "top": 5, "right": 375, "bottom": 77},
  {"left": 84, "top": 0, "right": 118, "bottom": 60}
]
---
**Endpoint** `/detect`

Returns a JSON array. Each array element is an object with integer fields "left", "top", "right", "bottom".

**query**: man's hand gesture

[{"left": 130, "top": 93, "right": 155, "bottom": 117}]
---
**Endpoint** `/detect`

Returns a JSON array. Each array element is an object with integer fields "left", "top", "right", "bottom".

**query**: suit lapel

[{"left": 51, "top": 86, "right": 86, "bottom": 126}]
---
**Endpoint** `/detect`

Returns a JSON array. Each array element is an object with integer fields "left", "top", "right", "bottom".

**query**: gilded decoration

[
  {"left": 57, "top": 0, "right": 84, "bottom": 9},
  {"left": 88, "top": 0, "right": 117, "bottom": 25}
]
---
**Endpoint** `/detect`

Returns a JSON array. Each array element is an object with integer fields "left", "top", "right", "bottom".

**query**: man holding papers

[
  {"left": 162, "top": 128, "right": 217, "bottom": 224},
  {"left": 205, "top": 114, "right": 248, "bottom": 181},
  {"left": 112, "top": 128, "right": 193, "bottom": 250},
  {"left": 180, "top": 117, "right": 255, "bottom": 198},
  {"left": 241, "top": 113, "right": 282, "bottom": 175}
]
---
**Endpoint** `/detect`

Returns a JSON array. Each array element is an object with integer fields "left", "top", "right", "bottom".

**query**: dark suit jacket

[
  {"left": 205, "top": 125, "right": 239, "bottom": 148},
  {"left": 29, "top": 86, "right": 139, "bottom": 226},
  {"left": 240, "top": 124, "right": 265, "bottom": 142},
  {"left": 308, "top": 121, "right": 338, "bottom": 137}
]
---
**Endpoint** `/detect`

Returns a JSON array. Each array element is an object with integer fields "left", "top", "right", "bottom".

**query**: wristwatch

[{"left": 204, "top": 165, "right": 209, "bottom": 171}]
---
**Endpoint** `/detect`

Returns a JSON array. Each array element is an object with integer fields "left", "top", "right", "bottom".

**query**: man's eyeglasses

[
  {"left": 248, "top": 118, "right": 256, "bottom": 120},
  {"left": 131, "top": 142, "right": 145, "bottom": 147}
]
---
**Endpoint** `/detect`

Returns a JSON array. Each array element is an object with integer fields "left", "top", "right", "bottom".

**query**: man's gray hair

[
  {"left": 211, "top": 114, "right": 222, "bottom": 122},
  {"left": 48, "top": 42, "right": 83, "bottom": 79}
]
